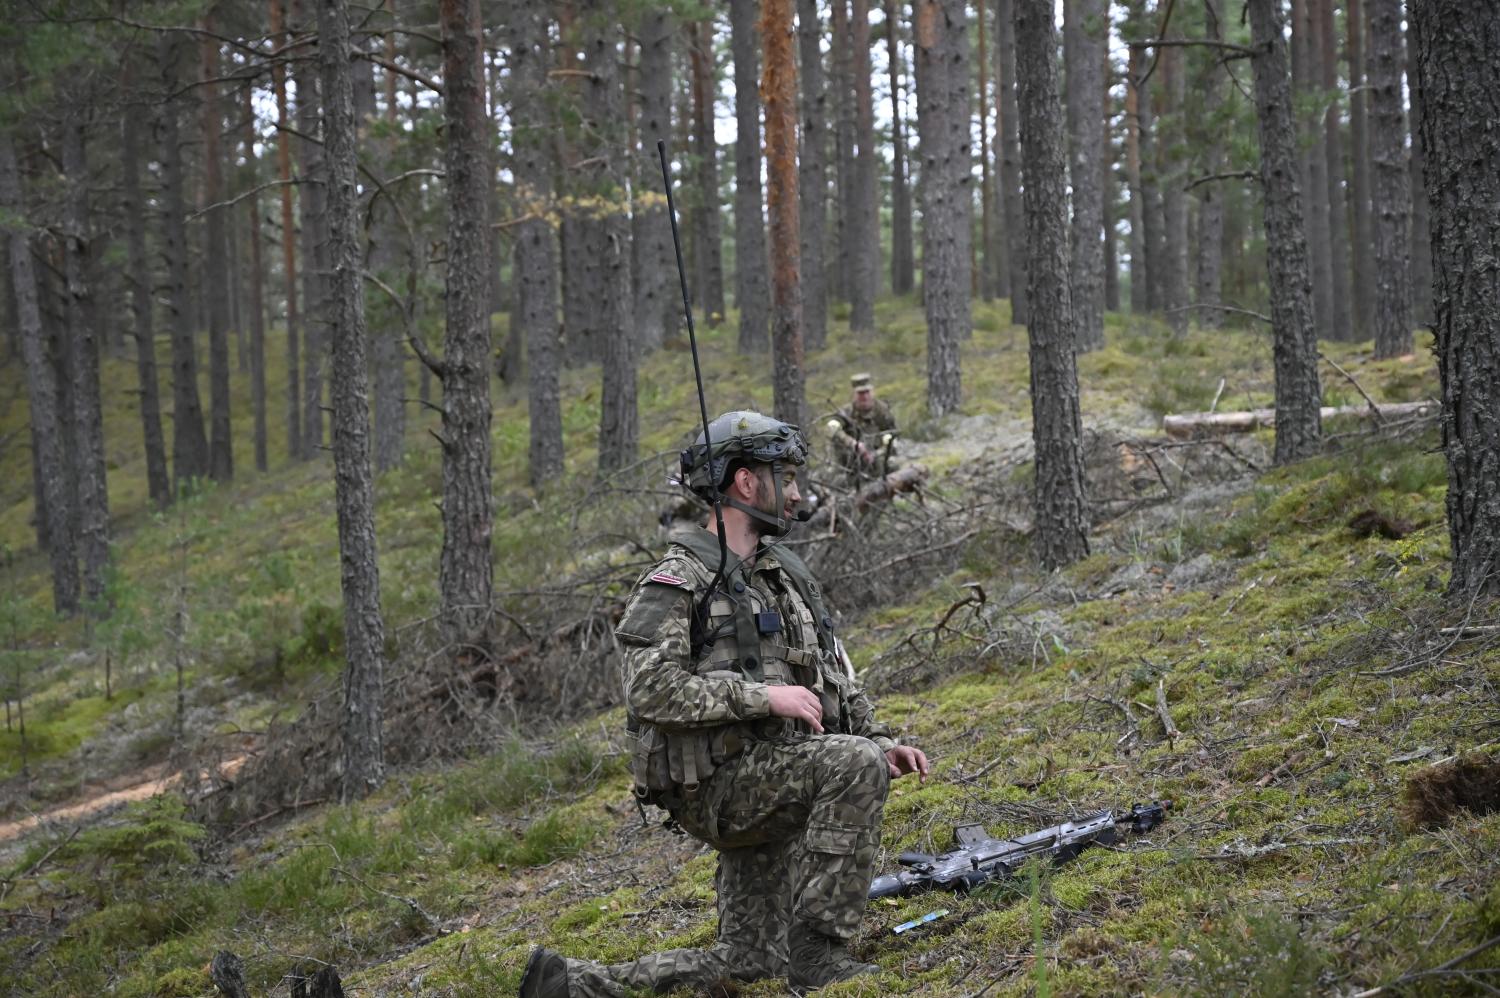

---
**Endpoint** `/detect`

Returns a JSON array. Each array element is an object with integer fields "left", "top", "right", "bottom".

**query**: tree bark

[
  {"left": 1064, "top": 0, "right": 1107, "bottom": 351},
  {"left": 575, "top": 0, "right": 637, "bottom": 478},
  {"left": 242, "top": 83, "right": 269, "bottom": 473},
  {"left": 201, "top": 27, "right": 234, "bottom": 482},
  {"left": 1191, "top": 15, "right": 1227, "bottom": 327},
  {"left": 1347, "top": 0, "right": 1374, "bottom": 338},
  {"left": 798, "top": 0, "right": 829, "bottom": 347},
  {"left": 510, "top": 0, "right": 563, "bottom": 486},
  {"left": 1368, "top": 0, "right": 1412, "bottom": 358},
  {"left": 632, "top": 10, "right": 675, "bottom": 353},
  {"left": 1015, "top": 0, "right": 1089, "bottom": 570},
  {"left": 1406, "top": 28, "right": 1434, "bottom": 330},
  {"left": 1, "top": 132, "right": 80, "bottom": 614},
  {"left": 295, "top": 0, "right": 328, "bottom": 456},
  {"left": 886, "top": 0, "right": 915, "bottom": 297},
  {"left": 730, "top": 0, "right": 770, "bottom": 352},
  {"left": 437, "top": 0, "right": 495, "bottom": 645},
  {"left": 318, "top": 0, "right": 387, "bottom": 799},
  {"left": 159, "top": 31, "right": 211, "bottom": 487},
  {"left": 689, "top": 19, "right": 725, "bottom": 324},
  {"left": 371, "top": 12, "right": 408, "bottom": 474},
  {"left": 763, "top": 0, "right": 804, "bottom": 430},
  {"left": 976, "top": 0, "right": 995, "bottom": 301},
  {"left": 1292, "top": 0, "right": 1334, "bottom": 347},
  {"left": 913, "top": 0, "right": 969, "bottom": 416},
  {"left": 1410, "top": 0, "right": 1500, "bottom": 599},
  {"left": 1102, "top": 52, "right": 1120, "bottom": 314},
  {"left": 848, "top": 0, "right": 879, "bottom": 335},
  {"left": 1315, "top": 0, "right": 1352, "bottom": 342},
  {"left": 271, "top": 0, "right": 302, "bottom": 460},
  {"left": 996, "top": 0, "right": 1028, "bottom": 325},
  {"left": 1246, "top": 0, "right": 1323, "bottom": 464},
  {"left": 830, "top": 0, "right": 854, "bottom": 303},
  {"left": 121, "top": 60, "right": 171, "bottom": 507},
  {"left": 1157, "top": 43, "right": 1189, "bottom": 332},
  {"left": 1125, "top": 42, "right": 1147, "bottom": 314}
]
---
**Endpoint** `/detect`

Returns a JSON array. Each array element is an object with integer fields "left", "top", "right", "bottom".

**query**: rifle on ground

[{"left": 868, "top": 801, "right": 1170, "bottom": 900}]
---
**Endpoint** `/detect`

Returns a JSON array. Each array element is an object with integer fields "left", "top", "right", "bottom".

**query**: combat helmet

[{"left": 680, "top": 410, "right": 806, "bottom": 535}]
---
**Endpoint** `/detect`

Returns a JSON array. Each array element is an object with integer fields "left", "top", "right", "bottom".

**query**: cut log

[
  {"left": 1162, "top": 401, "right": 1437, "bottom": 439},
  {"left": 210, "top": 951, "right": 251, "bottom": 998}
]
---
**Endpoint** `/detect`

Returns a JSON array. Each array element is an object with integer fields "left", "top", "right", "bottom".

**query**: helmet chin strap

[{"left": 723, "top": 461, "right": 792, "bottom": 537}]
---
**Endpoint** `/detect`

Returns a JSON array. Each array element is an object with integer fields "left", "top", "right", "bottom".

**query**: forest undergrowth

[{"left": 2, "top": 301, "right": 1495, "bottom": 996}]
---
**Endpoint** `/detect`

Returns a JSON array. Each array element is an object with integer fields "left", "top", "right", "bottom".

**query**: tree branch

[
  {"left": 355, "top": 50, "right": 442, "bottom": 95},
  {"left": 1165, "top": 302, "right": 1272, "bottom": 324},
  {"left": 1184, "top": 169, "right": 1261, "bottom": 192},
  {"left": 188, "top": 178, "right": 316, "bottom": 221}
]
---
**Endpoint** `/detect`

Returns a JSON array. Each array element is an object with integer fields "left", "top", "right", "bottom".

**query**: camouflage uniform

[
  {"left": 828, "top": 398, "right": 898, "bottom": 481},
  {"left": 557, "top": 525, "right": 897, "bottom": 996}
]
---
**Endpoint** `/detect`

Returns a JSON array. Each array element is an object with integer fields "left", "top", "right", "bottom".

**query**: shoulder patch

[{"left": 649, "top": 570, "right": 688, "bottom": 587}]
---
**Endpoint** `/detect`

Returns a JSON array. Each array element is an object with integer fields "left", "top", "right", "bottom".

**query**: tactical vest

[{"left": 623, "top": 530, "right": 853, "bottom": 807}]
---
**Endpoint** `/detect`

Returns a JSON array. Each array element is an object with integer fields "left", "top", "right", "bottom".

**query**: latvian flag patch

[{"left": 650, "top": 571, "right": 687, "bottom": 587}]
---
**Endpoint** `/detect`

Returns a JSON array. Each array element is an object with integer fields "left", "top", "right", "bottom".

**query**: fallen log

[
  {"left": 1162, "top": 400, "right": 1437, "bottom": 439},
  {"left": 854, "top": 464, "right": 929, "bottom": 511}
]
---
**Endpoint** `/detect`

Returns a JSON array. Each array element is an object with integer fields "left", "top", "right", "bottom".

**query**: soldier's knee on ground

[{"left": 822, "top": 734, "right": 890, "bottom": 789}]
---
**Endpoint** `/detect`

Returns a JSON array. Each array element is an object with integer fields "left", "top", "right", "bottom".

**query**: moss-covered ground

[{"left": 4, "top": 298, "right": 1495, "bottom": 997}]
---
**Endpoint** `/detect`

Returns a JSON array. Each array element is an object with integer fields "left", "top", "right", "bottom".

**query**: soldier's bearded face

[
  {"left": 853, "top": 387, "right": 874, "bottom": 413},
  {"left": 751, "top": 466, "right": 801, "bottom": 534}
]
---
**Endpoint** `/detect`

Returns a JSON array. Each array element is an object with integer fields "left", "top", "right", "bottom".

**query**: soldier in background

[
  {"left": 827, "top": 372, "right": 898, "bottom": 483},
  {"left": 520, "top": 411, "right": 929, "bottom": 998}
]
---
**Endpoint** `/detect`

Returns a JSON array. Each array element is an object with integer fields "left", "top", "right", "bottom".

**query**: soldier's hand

[
  {"left": 767, "top": 685, "right": 825, "bottom": 733},
  {"left": 886, "top": 746, "right": 929, "bottom": 783}
]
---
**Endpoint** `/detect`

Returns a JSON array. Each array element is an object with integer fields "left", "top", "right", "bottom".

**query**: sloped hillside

[{"left": 3, "top": 304, "right": 1495, "bottom": 997}]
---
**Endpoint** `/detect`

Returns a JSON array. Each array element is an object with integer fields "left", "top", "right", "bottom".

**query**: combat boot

[
  {"left": 518, "top": 946, "right": 569, "bottom": 998},
  {"left": 787, "top": 921, "right": 878, "bottom": 994}
]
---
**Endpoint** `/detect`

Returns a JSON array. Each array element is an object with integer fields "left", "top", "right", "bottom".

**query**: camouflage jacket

[
  {"left": 830, "top": 400, "right": 897, "bottom": 468},
  {"left": 618, "top": 525, "right": 897, "bottom": 802}
]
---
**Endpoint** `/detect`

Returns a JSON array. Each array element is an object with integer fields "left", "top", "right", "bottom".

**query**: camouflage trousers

[{"left": 563, "top": 733, "right": 890, "bottom": 997}]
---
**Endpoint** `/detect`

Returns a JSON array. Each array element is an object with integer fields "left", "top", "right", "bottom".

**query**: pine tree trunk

[
  {"left": 372, "top": 18, "right": 408, "bottom": 474},
  {"left": 830, "top": 0, "right": 853, "bottom": 304},
  {"left": 1192, "top": 17, "right": 1227, "bottom": 327},
  {"left": 1406, "top": 31, "right": 1434, "bottom": 330},
  {"left": 242, "top": 84, "right": 269, "bottom": 473},
  {"left": 1102, "top": 53, "right": 1120, "bottom": 313},
  {"left": 510, "top": 0, "right": 563, "bottom": 486},
  {"left": 689, "top": 20, "right": 725, "bottom": 325},
  {"left": 1347, "top": 0, "right": 1374, "bottom": 338},
  {"left": 1293, "top": 0, "right": 1335, "bottom": 346},
  {"left": 1158, "top": 44, "right": 1189, "bottom": 331},
  {"left": 996, "top": 0, "right": 1028, "bottom": 325},
  {"left": 1410, "top": 0, "right": 1500, "bottom": 600},
  {"left": 436, "top": 0, "right": 494, "bottom": 646},
  {"left": 1246, "top": 0, "right": 1323, "bottom": 464},
  {"left": 581, "top": 0, "right": 637, "bottom": 477},
  {"left": 294, "top": 0, "right": 328, "bottom": 456},
  {"left": 730, "top": 0, "right": 770, "bottom": 352},
  {"left": 318, "top": 0, "right": 386, "bottom": 799},
  {"left": 1015, "top": 0, "right": 1089, "bottom": 570},
  {"left": 159, "top": 32, "right": 211, "bottom": 486},
  {"left": 763, "top": 0, "right": 804, "bottom": 430},
  {"left": 201, "top": 29, "right": 234, "bottom": 482},
  {"left": 848, "top": 0, "right": 879, "bottom": 335},
  {"left": 798, "top": 0, "right": 830, "bottom": 347},
  {"left": 976, "top": 0, "right": 995, "bottom": 302},
  {"left": 271, "top": 0, "right": 302, "bottom": 460},
  {"left": 1368, "top": 0, "right": 1412, "bottom": 358},
  {"left": 121, "top": 61, "right": 171, "bottom": 506},
  {"left": 1316, "top": 0, "right": 1353, "bottom": 342},
  {"left": 0, "top": 132, "right": 80, "bottom": 614},
  {"left": 913, "top": 0, "right": 969, "bottom": 416},
  {"left": 1125, "top": 43, "right": 1147, "bottom": 314},
  {"left": 632, "top": 10, "right": 675, "bottom": 352},
  {"left": 886, "top": 0, "right": 915, "bottom": 297},
  {"left": 1064, "top": 0, "right": 1106, "bottom": 351}
]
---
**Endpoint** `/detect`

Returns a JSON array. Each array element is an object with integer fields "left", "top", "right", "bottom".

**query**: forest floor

[{"left": 1, "top": 299, "right": 1496, "bottom": 997}]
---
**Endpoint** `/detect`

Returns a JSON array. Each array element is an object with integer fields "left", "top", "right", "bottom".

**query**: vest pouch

[
  {"left": 631, "top": 720, "right": 673, "bottom": 797},
  {"left": 666, "top": 730, "right": 716, "bottom": 796},
  {"left": 816, "top": 666, "right": 851, "bottom": 735}
]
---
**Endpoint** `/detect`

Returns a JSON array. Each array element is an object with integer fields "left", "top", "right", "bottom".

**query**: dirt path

[{"left": 0, "top": 755, "right": 247, "bottom": 844}]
